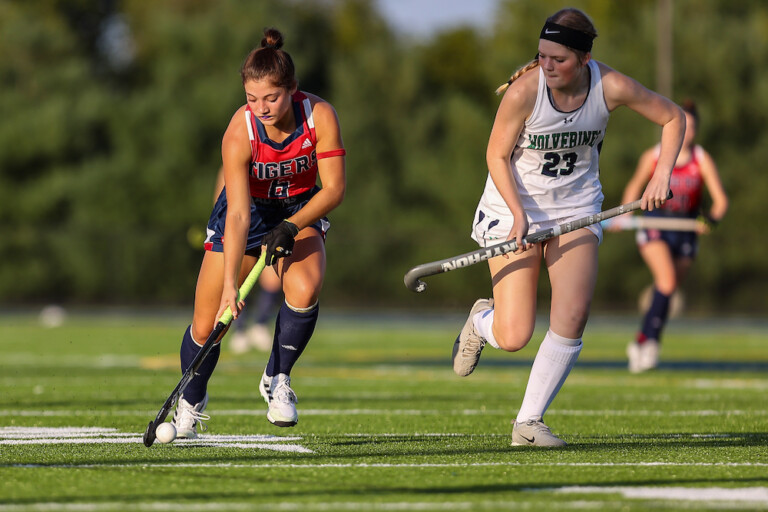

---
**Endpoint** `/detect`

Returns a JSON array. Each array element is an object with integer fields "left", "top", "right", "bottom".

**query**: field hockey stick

[
  {"left": 601, "top": 215, "right": 701, "bottom": 232},
  {"left": 143, "top": 251, "right": 267, "bottom": 447},
  {"left": 404, "top": 192, "right": 671, "bottom": 293}
]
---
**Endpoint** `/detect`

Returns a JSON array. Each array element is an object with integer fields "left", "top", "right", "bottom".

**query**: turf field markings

[
  {"left": 0, "top": 427, "right": 126, "bottom": 438},
  {"left": 687, "top": 378, "right": 768, "bottom": 390},
  {"left": 551, "top": 409, "right": 768, "bottom": 416},
  {"left": 200, "top": 407, "right": 747, "bottom": 417},
  {"left": 7, "top": 461, "right": 768, "bottom": 469},
  {"left": 0, "top": 498, "right": 758, "bottom": 511},
  {"left": 3, "top": 353, "right": 140, "bottom": 368},
  {"left": 0, "top": 427, "right": 312, "bottom": 453},
  {"left": 3, "top": 427, "right": 756, "bottom": 456},
  {"left": 0, "top": 499, "right": 617, "bottom": 511},
  {"left": 340, "top": 432, "right": 757, "bottom": 440},
  {"left": 550, "top": 485, "right": 768, "bottom": 504},
  {"left": 2, "top": 407, "right": 768, "bottom": 417},
  {"left": 342, "top": 433, "right": 508, "bottom": 437}
]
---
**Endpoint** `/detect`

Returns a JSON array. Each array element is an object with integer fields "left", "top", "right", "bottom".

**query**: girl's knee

[
  {"left": 190, "top": 324, "right": 212, "bottom": 344},
  {"left": 283, "top": 287, "right": 319, "bottom": 310},
  {"left": 492, "top": 322, "right": 534, "bottom": 352},
  {"left": 282, "top": 276, "right": 321, "bottom": 309},
  {"left": 655, "top": 281, "right": 677, "bottom": 296},
  {"left": 551, "top": 306, "right": 591, "bottom": 339}
]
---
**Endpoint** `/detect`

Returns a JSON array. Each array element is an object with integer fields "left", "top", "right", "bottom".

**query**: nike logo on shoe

[{"left": 520, "top": 435, "right": 535, "bottom": 444}]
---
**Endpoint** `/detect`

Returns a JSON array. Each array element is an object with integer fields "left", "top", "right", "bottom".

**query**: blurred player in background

[
  {"left": 214, "top": 167, "right": 283, "bottom": 354},
  {"left": 172, "top": 27, "right": 346, "bottom": 438},
  {"left": 229, "top": 269, "right": 282, "bottom": 353},
  {"left": 452, "top": 8, "right": 685, "bottom": 447},
  {"left": 622, "top": 99, "right": 728, "bottom": 373}
]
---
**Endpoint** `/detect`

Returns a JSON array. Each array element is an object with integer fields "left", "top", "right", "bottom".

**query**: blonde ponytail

[{"left": 495, "top": 57, "right": 539, "bottom": 95}]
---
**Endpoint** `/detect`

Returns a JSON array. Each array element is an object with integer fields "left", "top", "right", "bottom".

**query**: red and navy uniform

[
  {"left": 652, "top": 146, "right": 704, "bottom": 218},
  {"left": 637, "top": 146, "right": 705, "bottom": 258},
  {"left": 247, "top": 91, "right": 322, "bottom": 199},
  {"left": 204, "top": 91, "right": 345, "bottom": 254}
]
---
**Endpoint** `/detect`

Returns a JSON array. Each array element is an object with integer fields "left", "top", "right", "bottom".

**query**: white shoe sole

[{"left": 267, "top": 411, "right": 298, "bottom": 428}]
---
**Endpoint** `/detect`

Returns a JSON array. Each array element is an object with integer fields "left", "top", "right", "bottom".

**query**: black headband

[{"left": 539, "top": 22, "right": 594, "bottom": 53}]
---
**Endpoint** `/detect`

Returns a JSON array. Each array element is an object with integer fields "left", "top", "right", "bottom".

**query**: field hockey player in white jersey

[{"left": 452, "top": 8, "right": 685, "bottom": 447}]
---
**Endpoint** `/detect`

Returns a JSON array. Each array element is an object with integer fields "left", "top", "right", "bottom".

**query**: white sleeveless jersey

[{"left": 474, "top": 60, "right": 610, "bottom": 236}]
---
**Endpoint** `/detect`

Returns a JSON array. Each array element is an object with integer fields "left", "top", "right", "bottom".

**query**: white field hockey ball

[{"left": 155, "top": 422, "right": 177, "bottom": 444}]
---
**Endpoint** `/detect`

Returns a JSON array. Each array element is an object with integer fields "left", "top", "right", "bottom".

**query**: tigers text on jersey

[
  {"left": 245, "top": 91, "right": 319, "bottom": 199},
  {"left": 477, "top": 59, "right": 610, "bottom": 225}
]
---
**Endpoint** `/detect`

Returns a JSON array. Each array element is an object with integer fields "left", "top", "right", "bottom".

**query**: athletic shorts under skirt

[
  {"left": 471, "top": 207, "right": 603, "bottom": 248},
  {"left": 204, "top": 186, "right": 329, "bottom": 255}
]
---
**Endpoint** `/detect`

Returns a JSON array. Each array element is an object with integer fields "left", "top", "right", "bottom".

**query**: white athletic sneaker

[
  {"left": 511, "top": 418, "right": 567, "bottom": 447},
  {"left": 260, "top": 372, "right": 298, "bottom": 427},
  {"left": 452, "top": 298, "right": 494, "bottom": 377},
  {"left": 172, "top": 394, "right": 210, "bottom": 439},
  {"left": 627, "top": 339, "right": 660, "bottom": 373},
  {"left": 258, "top": 372, "right": 272, "bottom": 404},
  {"left": 247, "top": 324, "right": 273, "bottom": 352},
  {"left": 229, "top": 330, "right": 252, "bottom": 354}
]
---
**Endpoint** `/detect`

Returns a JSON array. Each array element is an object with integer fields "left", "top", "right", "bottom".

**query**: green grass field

[{"left": 1, "top": 309, "right": 767, "bottom": 511}]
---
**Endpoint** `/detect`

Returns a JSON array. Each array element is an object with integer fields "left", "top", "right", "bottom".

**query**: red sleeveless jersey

[
  {"left": 651, "top": 145, "right": 704, "bottom": 216},
  {"left": 245, "top": 91, "right": 319, "bottom": 199}
]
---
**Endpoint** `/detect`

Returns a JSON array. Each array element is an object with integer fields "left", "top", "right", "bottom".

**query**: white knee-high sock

[
  {"left": 473, "top": 308, "right": 500, "bottom": 349},
  {"left": 515, "top": 329, "right": 582, "bottom": 422}
]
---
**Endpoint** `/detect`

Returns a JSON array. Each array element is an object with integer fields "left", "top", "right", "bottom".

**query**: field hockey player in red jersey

[
  {"left": 622, "top": 99, "right": 728, "bottom": 373},
  {"left": 212, "top": 166, "right": 284, "bottom": 355},
  {"left": 452, "top": 8, "right": 685, "bottom": 446},
  {"left": 172, "top": 27, "right": 346, "bottom": 437}
]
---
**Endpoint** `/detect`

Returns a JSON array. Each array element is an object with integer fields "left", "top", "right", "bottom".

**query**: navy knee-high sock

[
  {"left": 179, "top": 326, "right": 220, "bottom": 405},
  {"left": 639, "top": 288, "right": 671, "bottom": 343},
  {"left": 265, "top": 301, "right": 318, "bottom": 377}
]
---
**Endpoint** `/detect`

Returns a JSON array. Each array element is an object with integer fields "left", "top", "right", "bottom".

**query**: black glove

[{"left": 263, "top": 220, "right": 299, "bottom": 266}]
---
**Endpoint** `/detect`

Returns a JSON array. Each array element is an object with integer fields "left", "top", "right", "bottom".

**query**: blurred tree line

[{"left": 1, "top": 0, "right": 765, "bottom": 314}]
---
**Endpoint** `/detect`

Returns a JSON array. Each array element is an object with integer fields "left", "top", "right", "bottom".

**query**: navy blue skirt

[{"left": 204, "top": 186, "right": 329, "bottom": 255}]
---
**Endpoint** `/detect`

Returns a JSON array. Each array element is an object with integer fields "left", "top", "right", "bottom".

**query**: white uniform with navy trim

[{"left": 472, "top": 59, "right": 610, "bottom": 246}]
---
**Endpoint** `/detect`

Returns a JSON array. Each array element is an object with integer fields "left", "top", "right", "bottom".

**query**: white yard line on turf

[
  {"left": 1, "top": 408, "right": 766, "bottom": 417},
  {"left": 687, "top": 378, "right": 768, "bottom": 390},
  {"left": 0, "top": 427, "right": 312, "bottom": 452},
  {"left": 0, "top": 500, "right": 761, "bottom": 511},
  {"left": 0, "top": 500, "right": 611, "bottom": 512},
  {"left": 0, "top": 429, "right": 746, "bottom": 440},
  {"left": 0, "top": 438, "right": 312, "bottom": 453},
  {"left": 7, "top": 462, "right": 768, "bottom": 469},
  {"left": 2, "top": 353, "right": 140, "bottom": 368},
  {"left": 552, "top": 485, "right": 768, "bottom": 503}
]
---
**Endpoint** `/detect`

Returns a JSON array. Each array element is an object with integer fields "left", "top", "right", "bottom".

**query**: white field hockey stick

[
  {"left": 601, "top": 215, "right": 701, "bottom": 232},
  {"left": 143, "top": 251, "right": 267, "bottom": 447},
  {"left": 404, "top": 193, "right": 671, "bottom": 293}
]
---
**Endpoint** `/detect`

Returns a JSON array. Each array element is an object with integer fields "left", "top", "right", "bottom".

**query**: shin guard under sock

[
  {"left": 516, "top": 330, "right": 582, "bottom": 422},
  {"left": 265, "top": 302, "right": 319, "bottom": 377},
  {"left": 179, "top": 326, "right": 220, "bottom": 405},
  {"left": 265, "top": 301, "right": 319, "bottom": 377}
]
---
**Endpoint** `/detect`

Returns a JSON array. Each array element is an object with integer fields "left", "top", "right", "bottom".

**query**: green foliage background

[{"left": 1, "top": 0, "right": 765, "bottom": 314}]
